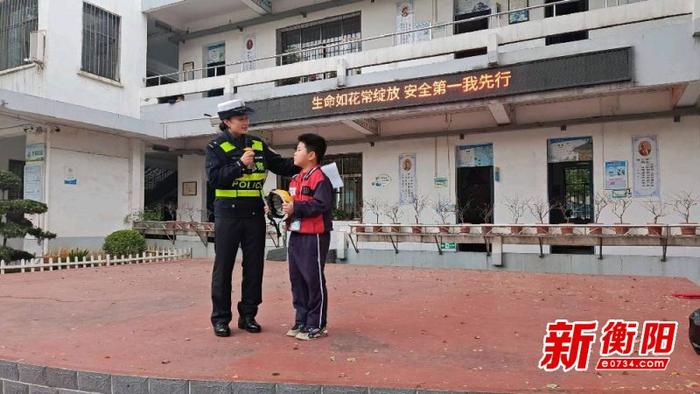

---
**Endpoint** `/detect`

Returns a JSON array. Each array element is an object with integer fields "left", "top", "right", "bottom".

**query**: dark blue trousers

[{"left": 288, "top": 232, "right": 330, "bottom": 329}]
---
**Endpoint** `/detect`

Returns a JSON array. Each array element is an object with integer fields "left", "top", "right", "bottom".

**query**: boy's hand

[{"left": 282, "top": 202, "right": 294, "bottom": 216}]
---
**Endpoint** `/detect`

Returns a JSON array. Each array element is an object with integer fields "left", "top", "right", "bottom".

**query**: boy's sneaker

[
  {"left": 286, "top": 323, "right": 305, "bottom": 337},
  {"left": 295, "top": 327, "right": 328, "bottom": 341}
]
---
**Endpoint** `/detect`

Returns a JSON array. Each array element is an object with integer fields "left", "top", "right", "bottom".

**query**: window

[
  {"left": 277, "top": 153, "right": 363, "bottom": 220},
  {"left": 205, "top": 43, "right": 225, "bottom": 97},
  {"left": 0, "top": 0, "right": 38, "bottom": 72},
  {"left": 82, "top": 2, "right": 120, "bottom": 81},
  {"left": 277, "top": 13, "right": 361, "bottom": 86}
]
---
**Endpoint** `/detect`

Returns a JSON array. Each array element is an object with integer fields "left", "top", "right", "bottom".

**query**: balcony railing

[
  {"left": 148, "top": 0, "right": 652, "bottom": 86},
  {"left": 140, "top": 0, "right": 684, "bottom": 104}
]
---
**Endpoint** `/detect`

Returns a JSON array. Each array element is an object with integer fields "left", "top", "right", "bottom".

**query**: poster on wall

[
  {"left": 25, "top": 143, "right": 45, "bottom": 162},
  {"left": 414, "top": 21, "right": 432, "bottom": 42},
  {"left": 207, "top": 43, "right": 225, "bottom": 64},
  {"left": 632, "top": 135, "right": 660, "bottom": 197},
  {"left": 604, "top": 160, "right": 628, "bottom": 190},
  {"left": 547, "top": 137, "right": 593, "bottom": 163},
  {"left": 456, "top": 144, "right": 493, "bottom": 167},
  {"left": 399, "top": 153, "right": 417, "bottom": 204},
  {"left": 395, "top": 0, "right": 415, "bottom": 46},
  {"left": 63, "top": 166, "right": 77, "bottom": 186},
  {"left": 241, "top": 35, "right": 256, "bottom": 72},
  {"left": 23, "top": 162, "right": 43, "bottom": 202}
]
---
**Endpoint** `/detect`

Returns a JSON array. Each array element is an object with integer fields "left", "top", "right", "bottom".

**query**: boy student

[{"left": 282, "top": 133, "right": 333, "bottom": 340}]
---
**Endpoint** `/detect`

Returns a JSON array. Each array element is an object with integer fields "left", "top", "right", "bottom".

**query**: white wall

[
  {"left": 0, "top": 0, "right": 147, "bottom": 118},
  {"left": 21, "top": 127, "right": 140, "bottom": 246},
  {"left": 268, "top": 116, "right": 700, "bottom": 255},
  {"left": 177, "top": 0, "right": 453, "bottom": 80},
  {"left": 177, "top": 154, "right": 207, "bottom": 221}
]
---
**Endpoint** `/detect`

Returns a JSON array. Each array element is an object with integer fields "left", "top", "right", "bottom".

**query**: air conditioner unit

[{"left": 28, "top": 30, "right": 47, "bottom": 66}]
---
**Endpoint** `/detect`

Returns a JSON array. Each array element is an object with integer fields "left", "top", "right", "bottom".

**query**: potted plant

[
  {"left": 432, "top": 195, "right": 454, "bottom": 234},
  {"left": 642, "top": 199, "right": 667, "bottom": 236},
  {"left": 478, "top": 203, "right": 494, "bottom": 235},
  {"left": 550, "top": 201, "right": 575, "bottom": 235},
  {"left": 611, "top": 197, "right": 633, "bottom": 235},
  {"left": 528, "top": 198, "right": 551, "bottom": 234},
  {"left": 591, "top": 193, "right": 611, "bottom": 235},
  {"left": 407, "top": 193, "right": 429, "bottom": 234},
  {"left": 386, "top": 203, "right": 403, "bottom": 233},
  {"left": 503, "top": 196, "right": 528, "bottom": 235},
  {"left": 672, "top": 191, "right": 699, "bottom": 235},
  {"left": 456, "top": 199, "right": 473, "bottom": 234}
]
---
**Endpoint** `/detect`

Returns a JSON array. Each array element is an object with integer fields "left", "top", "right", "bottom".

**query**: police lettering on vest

[{"left": 214, "top": 138, "right": 268, "bottom": 199}]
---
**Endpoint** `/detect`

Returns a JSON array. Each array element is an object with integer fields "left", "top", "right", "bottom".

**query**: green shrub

[
  {"left": 103, "top": 230, "right": 146, "bottom": 257},
  {"left": 68, "top": 249, "right": 91, "bottom": 260}
]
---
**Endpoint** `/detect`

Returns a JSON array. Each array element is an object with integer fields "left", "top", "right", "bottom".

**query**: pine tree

[{"left": 0, "top": 170, "right": 55, "bottom": 261}]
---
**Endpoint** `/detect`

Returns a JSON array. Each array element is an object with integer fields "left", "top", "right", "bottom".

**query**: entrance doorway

[
  {"left": 547, "top": 137, "right": 594, "bottom": 254},
  {"left": 456, "top": 144, "right": 494, "bottom": 252}
]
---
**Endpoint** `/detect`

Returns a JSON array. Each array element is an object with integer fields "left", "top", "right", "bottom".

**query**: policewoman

[{"left": 206, "top": 99, "right": 299, "bottom": 337}]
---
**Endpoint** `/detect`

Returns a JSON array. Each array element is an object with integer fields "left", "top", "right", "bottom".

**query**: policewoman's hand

[
  {"left": 282, "top": 202, "right": 294, "bottom": 216},
  {"left": 240, "top": 149, "right": 255, "bottom": 167}
]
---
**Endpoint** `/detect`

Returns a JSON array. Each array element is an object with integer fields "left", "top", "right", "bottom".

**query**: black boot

[
  {"left": 238, "top": 316, "right": 262, "bottom": 333},
  {"left": 213, "top": 322, "right": 231, "bottom": 337}
]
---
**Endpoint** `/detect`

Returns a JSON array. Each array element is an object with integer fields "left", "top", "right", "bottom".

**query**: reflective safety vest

[{"left": 215, "top": 139, "right": 268, "bottom": 198}]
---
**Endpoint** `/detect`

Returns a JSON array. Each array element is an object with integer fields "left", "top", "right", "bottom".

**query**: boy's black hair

[{"left": 298, "top": 133, "right": 327, "bottom": 164}]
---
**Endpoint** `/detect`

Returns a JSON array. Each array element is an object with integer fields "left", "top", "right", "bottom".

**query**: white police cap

[{"left": 217, "top": 99, "right": 255, "bottom": 119}]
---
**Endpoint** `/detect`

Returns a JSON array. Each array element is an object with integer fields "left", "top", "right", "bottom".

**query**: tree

[
  {"left": 386, "top": 203, "right": 403, "bottom": 224},
  {"left": 593, "top": 192, "right": 611, "bottom": 223},
  {"left": 528, "top": 198, "right": 551, "bottom": 224},
  {"left": 0, "top": 171, "right": 55, "bottom": 261},
  {"left": 642, "top": 199, "right": 668, "bottom": 224},
  {"left": 407, "top": 193, "right": 430, "bottom": 224},
  {"left": 672, "top": 191, "right": 699, "bottom": 223},
  {"left": 611, "top": 197, "right": 633, "bottom": 224},
  {"left": 431, "top": 195, "right": 454, "bottom": 225},
  {"left": 503, "top": 196, "right": 529, "bottom": 224},
  {"left": 362, "top": 198, "right": 385, "bottom": 224}
]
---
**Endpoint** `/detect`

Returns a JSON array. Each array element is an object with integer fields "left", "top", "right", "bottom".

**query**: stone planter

[
  {"left": 535, "top": 225, "right": 548, "bottom": 235},
  {"left": 481, "top": 225, "right": 493, "bottom": 235},
  {"left": 646, "top": 224, "right": 664, "bottom": 236},
  {"left": 680, "top": 224, "right": 698, "bottom": 236},
  {"left": 390, "top": 225, "right": 401, "bottom": 233},
  {"left": 459, "top": 224, "right": 471, "bottom": 234},
  {"left": 411, "top": 225, "right": 423, "bottom": 234},
  {"left": 614, "top": 224, "right": 630, "bottom": 235},
  {"left": 589, "top": 224, "right": 603, "bottom": 235},
  {"left": 355, "top": 225, "right": 366, "bottom": 233},
  {"left": 510, "top": 225, "right": 523, "bottom": 235},
  {"left": 560, "top": 224, "right": 574, "bottom": 235},
  {"left": 438, "top": 225, "right": 450, "bottom": 234}
]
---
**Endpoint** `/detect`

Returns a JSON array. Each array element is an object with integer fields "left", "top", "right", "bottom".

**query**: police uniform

[{"left": 206, "top": 99, "right": 299, "bottom": 336}]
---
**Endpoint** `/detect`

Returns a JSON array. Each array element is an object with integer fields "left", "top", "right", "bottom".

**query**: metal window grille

[
  {"left": 81, "top": 2, "right": 120, "bottom": 81},
  {"left": 0, "top": 0, "right": 38, "bottom": 71},
  {"left": 277, "top": 12, "right": 361, "bottom": 85}
]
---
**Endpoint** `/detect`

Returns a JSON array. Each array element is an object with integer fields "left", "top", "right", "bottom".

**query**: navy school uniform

[{"left": 287, "top": 166, "right": 334, "bottom": 330}]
